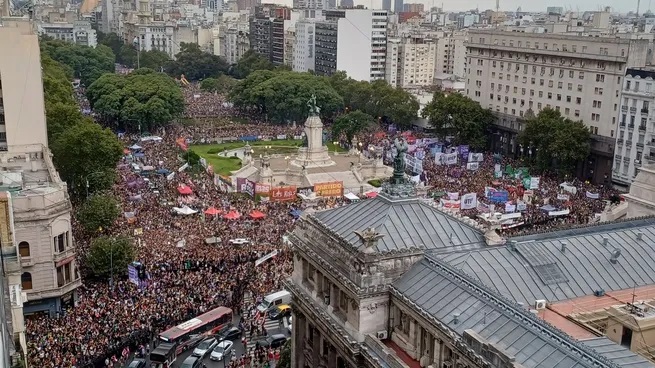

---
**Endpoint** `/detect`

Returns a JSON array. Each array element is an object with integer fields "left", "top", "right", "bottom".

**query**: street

[{"left": 127, "top": 315, "right": 290, "bottom": 368}]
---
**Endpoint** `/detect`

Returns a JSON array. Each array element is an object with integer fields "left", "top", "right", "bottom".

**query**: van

[{"left": 257, "top": 290, "right": 291, "bottom": 313}]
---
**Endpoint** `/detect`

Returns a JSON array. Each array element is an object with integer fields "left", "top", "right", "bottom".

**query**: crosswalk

[{"left": 244, "top": 318, "right": 283, "bottom": 354}]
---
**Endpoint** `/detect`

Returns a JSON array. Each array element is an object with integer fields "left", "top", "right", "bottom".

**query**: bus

[{"left": 158, "top": 306, "right": 233, "bottom": 354}]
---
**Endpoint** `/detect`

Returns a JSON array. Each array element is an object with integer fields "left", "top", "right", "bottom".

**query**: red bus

[{"left": 158, "top": 306, "right": 233, "bottom": 354}]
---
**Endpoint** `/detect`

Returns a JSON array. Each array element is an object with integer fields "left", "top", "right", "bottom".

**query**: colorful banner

[
  {"left": 256, "top": 183, "right": 271, "bottom": 195},
  {"left": 458, "top": 145, "right": 470, "bottom": 160},
  {"left": 241, "top": 179, "right": 255, "bottom": 197},
  {"left": 468, "top": 153, "right": 484, "bottom": 162},
  {"left": 270, "top": 186, "right": 297, "bottom": 201},
  {"left": 314, "top": 181, "right": 344, "bottom": 197},
  {"left": 466, "top": 162, "right": 479, "bottom": 171},
  {"left": 586, "top": 191, "right": 600, "bottom": 199}
]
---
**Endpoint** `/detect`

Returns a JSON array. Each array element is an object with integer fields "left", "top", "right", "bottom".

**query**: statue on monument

[
  {"left": 307, "top": 94, "right": 320, "bottom": 116},
  {"left": 393, "top": 137, "right": 408, "bottom": 175}
]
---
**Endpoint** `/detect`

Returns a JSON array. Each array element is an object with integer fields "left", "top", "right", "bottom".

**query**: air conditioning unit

[
  {"left": 376, "top": 330, "right": 388, "bottom": 340},
  {"left": 534, "top": 299, "right": 547, "bottom": 310}
]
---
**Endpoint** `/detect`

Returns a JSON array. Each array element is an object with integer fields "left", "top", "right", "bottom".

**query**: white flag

[{"left": 460, "top": 193, "right": 477, "bottom": 210}]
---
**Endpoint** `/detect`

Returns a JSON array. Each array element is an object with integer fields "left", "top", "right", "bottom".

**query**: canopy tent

[
  {"left": 344, "top": 192, "right": 359, "bottom": 201},
  {"left": 157, "top": 168, "right": 171, "bottom": 175},
  {"left": 223, "top": 211, "right": 241, "bottom": 220},
  {"left": 249, "top": 210, "right": 266, "bottom": 220},
  {"left": 141, "top": 165, "right": 155, "bottom": 171},
  {"left": 365, "top": 191, "right": 378, "bottom": 198},
  {"left": 134, "top": 152, "right": 145, "bottom": 158},
  {"left": 129, "top": 144, "right": 143, "bottom": 150},
  {"left": 177, "top": 185, "right": 193, "bottom": 195},
  {"left": 173, "top": 205, "right": 198, "bottom": 215},
  {"left": 289, "top": 209, "right": 302, "bottom": 219},
  {"left": 540, "top": 204, "right": 557, "bottom": 212},
  {"left": 204, "top": 207, "right": 222, "bottom": 216}
]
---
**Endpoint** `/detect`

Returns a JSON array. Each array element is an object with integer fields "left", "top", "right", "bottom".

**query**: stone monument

[{"left": 291, "top": 95, "right": 336, "bottom": 168}]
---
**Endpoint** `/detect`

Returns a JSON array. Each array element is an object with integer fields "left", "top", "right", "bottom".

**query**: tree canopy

[
  {"left": 229, "top": 50, "right": 275, "bottom": 79},
  {"left": 421, "top": 92, "right": 494, "bottom": 150},
  {"left": 40, "top": 39, "right": 115, "bottom": 86},
  {"left": 77, "top": 194, "right": 121, "bottom": 233},
  {"left": 86, "top": 236, "right": 135, "bottom": 279},
  {"left": 332, "top": 110, "right": 376, "bottom": 142},
  {"left": 166, "top": 43, "right": 228, "bottom": 81},
  {"left": 86, "top": 69, "right": 184, "bottom": 131},
  {"left": 230, "top": 71, "right": 343, "bottom": 123},
  {"left": 519, "top": 108, "right": 591, "bottom": 176},
  {"left": 327, "top": 72, "right": 419, "bottom": 128},
  {"left": 50, "top": 121, "right": 123, "bottom": 196},
  {"left": 200, "top": 75, "right": 238, "bottom": 94}
]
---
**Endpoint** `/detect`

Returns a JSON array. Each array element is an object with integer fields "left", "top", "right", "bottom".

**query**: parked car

[
  {"left": 269, "top": 304, "right": 292, "bottom": 320},
  {"left": 217, "top": 326, "right": 242, "bottom": 341},
  {"left": 288, "top": 315, "right": 292, "bottom": 333},
  {"left": 127, "top": 359, "right": 147, "bottom": 368},
  {"left": 256, "top": 334, "right": 288, "bottom": 349},
  {"left": 210, "top": 340, "right": 234, "bottom": 361},
  {"left": 192, "top": 337, "right": 218, "bottom": 358}
]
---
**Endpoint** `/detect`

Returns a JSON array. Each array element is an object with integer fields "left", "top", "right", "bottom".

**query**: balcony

[
  {"left": 637, "top": 142, "right": 645, "bottom": 148},
  {"left": 53, "top": 246, "right": 76, "bottom": 264},
  {"left": 617, "top": 139, "right": 624, "bottom": 145},
  {"left": 621, "top": 106, "right": 628, "bottom": 112},
  {"left": 640, "top": 125, "right": 647, "bottom": 131},
  {"left": 642, "top": 108, "right": 650, "bottom": 115},
  {"left": 631, "top": 107, "right": 637, "bottom": 113},
  {"left": 26, "top": 277, "right": 82, "bottom": 300},
  {"left": 628, "top": 124, "right": 635, "bottom": 130}
]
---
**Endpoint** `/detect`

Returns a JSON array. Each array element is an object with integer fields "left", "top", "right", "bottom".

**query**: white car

[
  {"left": 192, "top": 337, "right": 218, "bottom": 358},
  {"left": 210, "top": 340, "right": 234, "bottom": 361},
  {"left": 288, "top": 316, "right": 292, "bottom": 333},
  {"left": 228, "top": 238, "right": 250, "bottom": 246}
]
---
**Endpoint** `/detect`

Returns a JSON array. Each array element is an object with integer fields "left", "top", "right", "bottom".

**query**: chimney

[
  {"left": 602, "top": 237, "right": 609, "bottom": 246},
  {"left": 637, "top": 232, "right": 643, "bottom": 241},
  {"left": 610, "top": 248, "right": 622, "bottom": 264},
  {"left": 560, "top": 241, "right": 567, "bottom": 252},
  {"left": 453, "top": 313, "right": 460, "bottom": 324}
]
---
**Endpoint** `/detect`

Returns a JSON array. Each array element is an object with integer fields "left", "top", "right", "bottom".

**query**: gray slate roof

[
  {"left": 580, "top": 337, "right": 655, "bottom": 368},
  {"left": 392, "top": 258, "right": 655, "bottom": 368},
  {"left": 436, "top": 218, "right": 655, "bottom": 304},
  {"left": 311, "top": 195, "right": 484, "bottom": 253}
]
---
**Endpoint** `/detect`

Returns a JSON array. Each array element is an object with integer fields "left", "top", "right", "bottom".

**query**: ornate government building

[{"left": 286, "top": 158, "right": 655, "bottom": 367}]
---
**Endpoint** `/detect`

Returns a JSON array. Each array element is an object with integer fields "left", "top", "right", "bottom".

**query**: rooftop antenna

[
  {"left": 638, "top": 0, "right": 641, "bottom": 16},
  {"left": 495, "top": 0, "right": 499, "bottom": 12}
]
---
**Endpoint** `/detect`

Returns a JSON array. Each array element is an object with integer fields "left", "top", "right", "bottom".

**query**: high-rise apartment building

[
  {"left": 0, "top": 21, "right": 80, "bottom": 317},
  {"left": 435, "top": 30, "right": 467, "bottom": 78},
  {"left": 465, "top": 29, "right": 649, "bottom": 183},
  {"left": 293, "top": 18, "right": 321, "bottom": 72},
  {"left": 392, "top": 0, "right": 403, "bottom": 14},
  {"left": 612, "top": 68, "right": 655, "bottom": 187},
  {"left": 386, "top": 35, "right": 436, "bottom": 88},
  {"left": 314, "top": 9, "right": 388, "bottom": 81}
]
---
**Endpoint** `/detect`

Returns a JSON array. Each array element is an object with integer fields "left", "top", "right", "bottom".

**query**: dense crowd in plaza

[{"left": 24, "top": 80, "right": 622, "bottom": 368}]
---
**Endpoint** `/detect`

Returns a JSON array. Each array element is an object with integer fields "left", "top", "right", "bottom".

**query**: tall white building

[
  {"left": 314, "top": 9, "right": 388, "bottom": 82},
  {"left": 613, "top": 68, "right": 655, "bottom": 187},
  {"left": 0, "top": 20, "right": 80, "bottom": 317},
  {"left": 293, "top": 18, "right": 319, "bottom": 72},
  {"left": 385, "top": 35, "right": 436, "bottom": 88},
  {"left": 465, "top": 28, "right": 649, "bottom": 183},
  {"left": 37, "top": 20, "right": 98, "bottom": 48},
  {"left": 212, "top": 12, "right": 251, "bottom": 64},
  {"left": 435, "top": 30, "right": 467, "bottom": 78}
]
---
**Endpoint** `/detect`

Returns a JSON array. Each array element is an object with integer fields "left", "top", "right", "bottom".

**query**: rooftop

[
  {"left": 311, "top": 193, "right": 485, "bottom": 253},
  {"left": 436, "top": 217, "right": 655, "bottom": 305},
  {"left": 392, "top": 257, "right": 655, "bottom": 368}
]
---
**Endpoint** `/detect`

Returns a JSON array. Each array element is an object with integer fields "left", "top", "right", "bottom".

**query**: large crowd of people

[{"left": 25, "top": 81, "right": 623, "bottom": 368}]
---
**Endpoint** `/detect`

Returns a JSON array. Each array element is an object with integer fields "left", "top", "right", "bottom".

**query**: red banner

[{"left": 270, "top": 186, "right": 297, "bottom": 202}]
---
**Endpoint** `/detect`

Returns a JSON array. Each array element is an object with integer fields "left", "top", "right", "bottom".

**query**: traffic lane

[{"left": 176, "top": 326, "right": 290, "bottom": 368}]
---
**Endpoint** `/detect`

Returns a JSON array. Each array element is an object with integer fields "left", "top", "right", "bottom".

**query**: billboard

[
  {"left": 314, "top": 181, "right": 344, "bottom": 197},
  {"left": 270, "top": 186, "right": 297, "bottom": 201}
]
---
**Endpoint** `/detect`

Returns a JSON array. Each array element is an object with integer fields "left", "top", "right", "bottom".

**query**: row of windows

[
  {"left": 475, "top": 37, "right": 626, "bottom": 57},
  {"left": 17, "top": 231, "right": 70, "bottom": 258}
]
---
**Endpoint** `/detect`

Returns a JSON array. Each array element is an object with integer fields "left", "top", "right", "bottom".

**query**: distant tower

[
  {"left": 495, "top": 0, "right": 499, "bottom": 12},
  {"left": 638, "top": 0, "right": 641, "bottom": 16}
]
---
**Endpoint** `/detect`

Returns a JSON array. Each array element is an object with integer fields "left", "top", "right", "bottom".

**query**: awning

[
  {"left": 129, "top": 144, "right": 142, "bottom": 150},
  {"left": 365, "top": 191, "right": 378, "bottom": 198},
  {"left": 344, "top": 193, "right": 359, "bottom": 201},
  {"left": 223, "top": 211, "right": 241, "bottom": 220},
  {"left": 204, "top": 207, "right": 222, "bottom": 216},
  {"left": 249, "top": 210, "right": 266, "bottom": 219},
  {"left": 177, "top": 185, "right": 193, "bottom": 195}
]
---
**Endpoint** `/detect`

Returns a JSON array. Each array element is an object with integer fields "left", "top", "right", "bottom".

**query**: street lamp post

[{"left": 85, "top": 171, "right": 107, "bottom": 199}]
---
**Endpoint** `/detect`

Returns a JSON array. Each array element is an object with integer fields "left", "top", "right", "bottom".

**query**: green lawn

[{"left": 190, "top": 139, "right": 346, "bottom": 176}]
